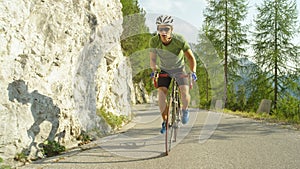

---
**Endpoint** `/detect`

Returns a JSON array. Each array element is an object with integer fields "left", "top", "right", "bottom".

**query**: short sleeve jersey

[{"left": 149, "top": 33, "right": 190, "bottom": 70}]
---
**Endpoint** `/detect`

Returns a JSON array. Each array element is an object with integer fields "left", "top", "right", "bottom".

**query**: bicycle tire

[
  {"left": 165, "top": 91, "right": 173, "bottom": 156},
  {"left": 168, "top": 120, "right": 174, "bottom": 152},
  {"left": 165, "top": 114, "right": 169, "bottom": 156},
  {"left": 168, "top": 102, "right": 176, "bottom": 151},
  {"left": 172, "top": 83, "right": 181, "bottom": 143}
]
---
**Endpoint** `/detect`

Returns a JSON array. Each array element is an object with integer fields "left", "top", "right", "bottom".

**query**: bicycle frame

[
  {"left": 167, "top": 77, "right": 181, "bottom": 152},
  {"left": 165, "top": 75, "right": 185, "bottom": 155},
  {"left": 154, "top": 72, "right": 191, "bottom": 156}
]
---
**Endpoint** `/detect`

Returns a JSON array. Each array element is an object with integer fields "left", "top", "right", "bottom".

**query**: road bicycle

[{"left": 154, "top": 72, "right": 192, "bottom": 155}]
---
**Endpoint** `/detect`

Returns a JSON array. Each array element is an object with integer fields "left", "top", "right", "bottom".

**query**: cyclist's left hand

[{"left": 191, "top": 72, "right": 197, "bottom": 81}]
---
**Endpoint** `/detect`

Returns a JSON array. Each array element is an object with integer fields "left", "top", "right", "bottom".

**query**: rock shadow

[{"left": 7, "top": 79, "right": 61, "bottom": 156}]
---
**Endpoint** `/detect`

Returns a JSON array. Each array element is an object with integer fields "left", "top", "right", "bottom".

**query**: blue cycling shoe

[
  {"left": 160, "top": 121, "right": 166, "bottom": 134},
  {"left": 182, "top": 109, "right": 189, "bottom": 124}
]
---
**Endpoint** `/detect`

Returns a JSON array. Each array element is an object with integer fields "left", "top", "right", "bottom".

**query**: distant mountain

[{"left": 233, "top": 57, "right": 300, "bottom": 99}]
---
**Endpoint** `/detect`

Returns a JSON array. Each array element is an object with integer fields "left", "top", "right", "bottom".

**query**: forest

[{"left": 120, "top": 0, "right": 300, "bottom": 124}]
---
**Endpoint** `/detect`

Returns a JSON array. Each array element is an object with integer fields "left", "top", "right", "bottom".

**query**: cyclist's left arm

[
  {"left": 184, "top": 49, "right": 197, "bottom": 81},
  {"left": 184, "top": 49, "right": 197, "bottom": 73}
]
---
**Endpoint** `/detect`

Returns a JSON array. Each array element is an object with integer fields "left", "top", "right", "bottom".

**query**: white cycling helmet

[{"left": 156, "top": 15, "right": 174, "bottom": 26}]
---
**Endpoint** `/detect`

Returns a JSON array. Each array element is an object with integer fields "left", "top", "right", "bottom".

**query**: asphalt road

[{"left": 20, "top": 104, "right": 300, "bottom": 169}]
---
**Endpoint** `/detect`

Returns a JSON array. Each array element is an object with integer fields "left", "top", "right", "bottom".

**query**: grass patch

[
  {"left": 0, "top": 165, "right": 11, "bottom": 169},
  {"left": 0, "top": 157, "right": 11, "bottom": 169},
  {"left": 97, "top": 107, "right": 129, "bottom": 130},
  {"left": 223, "top": 109, "right": 300, "bottom": 130}
]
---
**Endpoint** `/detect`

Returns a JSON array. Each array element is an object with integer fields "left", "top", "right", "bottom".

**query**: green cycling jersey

[{"left": 149, "top": 33, "right": 190, "bottom": 70}]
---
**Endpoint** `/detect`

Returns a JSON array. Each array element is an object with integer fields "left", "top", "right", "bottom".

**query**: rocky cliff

[{"left": 0, "top": 0, "right": 134, "bottom": 160}]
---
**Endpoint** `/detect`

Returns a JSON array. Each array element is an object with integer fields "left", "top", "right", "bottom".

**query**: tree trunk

[{"left": 274, "top": 0, "right": 278, "bottom": 109}]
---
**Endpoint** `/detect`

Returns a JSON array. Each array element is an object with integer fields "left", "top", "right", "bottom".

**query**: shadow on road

[
  {"left": 182, "top": 114, "right": 283, "bottom": 144},
  {"left": 30, "top": 144, "right": 167, "bottom": 165}
]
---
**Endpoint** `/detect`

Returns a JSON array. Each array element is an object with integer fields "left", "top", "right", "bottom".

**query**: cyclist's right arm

[
  {"left": 150, "top": 51, "right": 159, "bottom": 88},
  {"left": 150, "top": 51, "right": 157, "bottom": 73}
]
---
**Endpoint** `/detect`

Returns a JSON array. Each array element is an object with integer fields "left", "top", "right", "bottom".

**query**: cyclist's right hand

[
  {"left": 150, "top": 71, "right": 157, "bottom": 78},
  {"left": 151, "top": 71, "right": 159, "bottom": 88}
]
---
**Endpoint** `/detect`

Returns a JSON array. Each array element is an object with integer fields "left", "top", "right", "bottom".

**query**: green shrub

[
  {"left": 276, "top": 96, "right": 300, "bottom": 123},
  {"left": 14, "top": 151, "right": 27, "bottom": 162},
  {"left": 97, "top": 108, "right": 129, "bottom": 129},
  {"left": 41, "top": 140, "right": 66, "bottom": 157},
  {"left": 77, "top": 131, "right": 93, "bottom": 146},
  {"left": 79, "top": 132, "right": 91, "bottom": 142}
]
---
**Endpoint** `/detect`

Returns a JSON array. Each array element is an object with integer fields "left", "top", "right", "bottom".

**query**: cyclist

[{"left": 150, "top": 15, "right": 197, "bottom": 134}]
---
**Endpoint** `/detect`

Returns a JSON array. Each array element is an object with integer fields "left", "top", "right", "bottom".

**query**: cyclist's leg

[
  {"left": 170, "top": 67, "right": 190, "bottom": 109},
  {"left": 177, "top": 77, "right": 190, "bottom": 124},
  {"left": 157, "top": 73, "right": 171, "bottom": 121},
  {"left": 175, "top": 72, "right": 190, "bottom": 110},
  {"left": 178, "top": 85, "right": 190, "bottom": 110},
  {"left": 158, "top": 87, "right": 168, "bottom": 121}
]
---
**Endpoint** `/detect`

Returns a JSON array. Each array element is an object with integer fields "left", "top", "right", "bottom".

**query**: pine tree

[
  {"left": 190, "top": 43, "right": 210, "bottom": 109},
  {"left": 195, "top": 28, "right": 224, "bottom": 109},
  {"left": 252, "top": 0, "right": 299, "bottom": 109},
  {"left": 202, "top": 0, "right": 249, "bottom": 107},
  {"left": 120, "top": 0, "right": 152, "bottom": 56},
  {"left": 120, "top": 0, "right": 154, "bottom": 93},
  {"left": 246, "top": 69, "right": 273, "bottom": 112}
]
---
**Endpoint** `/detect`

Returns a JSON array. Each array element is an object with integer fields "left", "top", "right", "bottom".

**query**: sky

[{"left": 138, "top": 0, "right": 300, "bottom": 44}]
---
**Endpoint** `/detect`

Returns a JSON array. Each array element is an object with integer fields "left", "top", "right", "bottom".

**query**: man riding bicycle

[{"left": 149, "top": 15, "right": 197, "bottom": 134}]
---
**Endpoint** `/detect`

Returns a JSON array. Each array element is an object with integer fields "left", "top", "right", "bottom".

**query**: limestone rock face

[{"left": 0, "top": 0, "right": 134, "bottom": 160}]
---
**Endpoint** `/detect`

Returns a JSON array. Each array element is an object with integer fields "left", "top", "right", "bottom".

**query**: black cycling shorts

[{"left": 157, "top": 68, "right": 189, "bottom": 88}]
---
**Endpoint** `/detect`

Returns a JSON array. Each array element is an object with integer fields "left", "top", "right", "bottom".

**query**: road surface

[{"left": 20, "top": 104, "right": 300, "bottom": 169}]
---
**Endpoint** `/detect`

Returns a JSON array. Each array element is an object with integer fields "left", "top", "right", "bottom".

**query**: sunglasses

[{"left": 158, "top": 27, "right": 171, "bottom": 32}]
